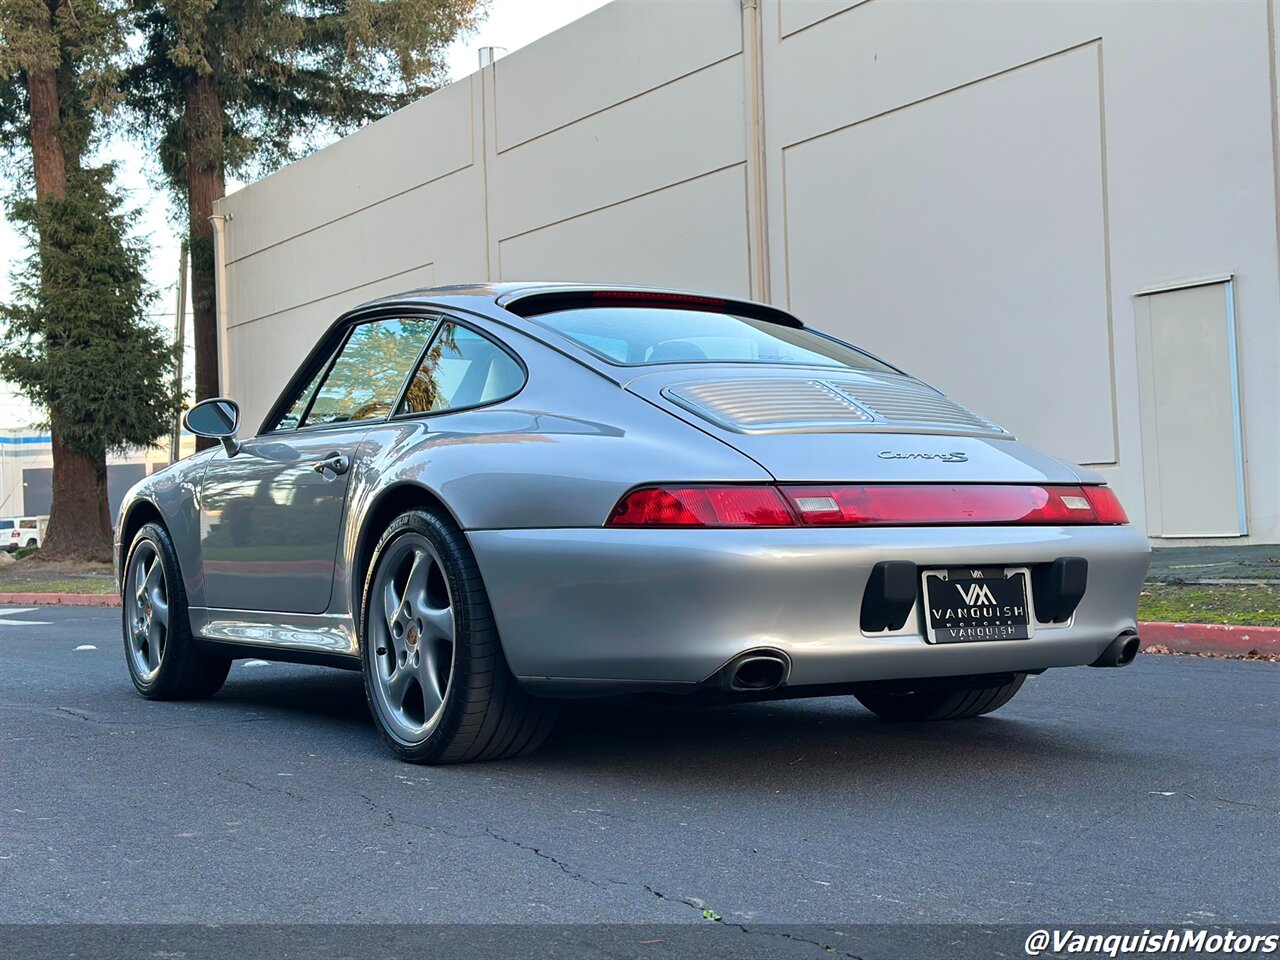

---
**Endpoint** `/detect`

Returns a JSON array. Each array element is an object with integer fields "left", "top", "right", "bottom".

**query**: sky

[{"left": 0, "top": 0, "right": 612, "bottom": 428}]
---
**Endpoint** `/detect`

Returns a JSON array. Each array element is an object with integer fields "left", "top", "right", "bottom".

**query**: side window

[
  {"left": 398, "top": 322, "right": 525, "bottom": 416},
  {"left": 272, "top": 353, "right": 333, "bottom": 432},
  {"left": 303, "top": 317, "right": 436, "bottom": 427}
]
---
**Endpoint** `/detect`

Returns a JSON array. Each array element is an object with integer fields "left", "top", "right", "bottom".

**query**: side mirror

[{"left": 183, "top": 397, "right": 243, "bottom": 457}]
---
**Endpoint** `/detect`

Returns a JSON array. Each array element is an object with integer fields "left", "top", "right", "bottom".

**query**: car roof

[{"left": 336, "top": 282, "right": 906, "bottom": 388}]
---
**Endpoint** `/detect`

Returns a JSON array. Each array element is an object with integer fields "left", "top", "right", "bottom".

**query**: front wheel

[
  {"left": 855, "top": 675, "right": 1026, "bottom": 721},
  {"left": 360, "top": 508, "right": 557, "bottom": 764},
  {"left": 122, "top": 522, "right": 230, "bottom": 700}
]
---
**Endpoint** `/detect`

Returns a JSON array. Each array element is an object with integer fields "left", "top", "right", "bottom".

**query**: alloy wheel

[
  {"left": 368, "top": 533, "right": 456, "bottom": 744},
  {"left": 125, "top": 541, "right": 170, "bottom": 681}
]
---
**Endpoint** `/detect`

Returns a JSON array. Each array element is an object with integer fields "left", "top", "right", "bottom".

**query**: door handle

[{"left": 313, "top": 453, "right": 350, "bottom": 478}]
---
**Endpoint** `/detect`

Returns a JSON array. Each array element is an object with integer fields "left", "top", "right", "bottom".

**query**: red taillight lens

[
  {"left": 606, "top": 486, "right": 796, "bottom": 527},
  {"left": 1081, "top": 485, "right": 1129, "bottom": 524},
  {"left": 606, "top": 484, "right": 1129, "bottom": 527},
  {"left": 781, "top": 484, "right": 1128, "bottom": 526}
]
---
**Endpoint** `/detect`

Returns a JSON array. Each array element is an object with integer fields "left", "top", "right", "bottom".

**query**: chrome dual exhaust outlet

[{"left": 1090, "top": 630, "right": 1141, "bottom": 668}]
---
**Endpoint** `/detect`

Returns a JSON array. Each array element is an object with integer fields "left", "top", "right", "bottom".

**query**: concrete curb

[
  {"left": 0, "top": 593, "right": 119, "bottom": 608},
  {"left": 1139, "top": 620, "right": 1280, "bottom": 657}
]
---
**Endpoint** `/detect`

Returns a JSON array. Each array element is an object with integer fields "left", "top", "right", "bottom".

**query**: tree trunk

[
  {"left": 27, "top": 63, "right": 65, "bottom": 202},
  {"left": 38, "top": 417, "right": 114, "bottom": 563},
  {"left": 24, "top": 7, "right": 113, "bottom": 563},
  {"left": 184, "top": 71, "right": 226, "bottom": 450}
]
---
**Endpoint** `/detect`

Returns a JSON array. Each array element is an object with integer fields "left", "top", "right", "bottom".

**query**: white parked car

[{"left": 2, "top": 516, "right": 47, "bottom": 553}]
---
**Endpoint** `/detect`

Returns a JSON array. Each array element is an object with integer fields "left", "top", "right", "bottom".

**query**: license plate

[{"left": 922, "top": 567, "right": 1034, "bottom": 643}]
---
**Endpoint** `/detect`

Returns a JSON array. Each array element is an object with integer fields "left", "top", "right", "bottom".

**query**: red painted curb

[
  {"left": 0, "top": 593, "right": 120, "bottom": 608},
  {"left": 1139, "top": 620, "right": 1280, "bottom": 657}
]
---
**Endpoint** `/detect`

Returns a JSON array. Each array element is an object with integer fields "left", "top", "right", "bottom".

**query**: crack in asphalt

[
  {"left": 216, "top": 770, "right": 308, "bottom": 803},
  {"left": 55, "top": 707, "right": 96, "bottom": 722},
  {"left": 642, "top": 884, "right": 862, "bottom": 958},
  {"left": 355, "top": 791, "right": 630, "bottom": 892},
  {"left": 356, "top": 788, "right": 865, "bottom": 950},
  {"left": 482, "top": 827, "right": 631, "bottom": 890}
]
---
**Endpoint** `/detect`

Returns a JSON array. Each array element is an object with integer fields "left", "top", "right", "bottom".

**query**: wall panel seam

[
  {"left": 227, "top": 261, "right": 436, "bottom": 329},
  {"left": 778, "top": 0, "right": 873, "bottom": 42},
  {"left": 1094, "top": 40, "right": 1120, "bottom": 467},
  {"left": 223, "top": 159, "right": 473, "bottom": 267},
  {"left": 494, "top": 51, "right": 744, "bottom": 156},
  {"left": 778, "top": 37, "right": 1103, "bottom": 156},
  {"left": 495, "top": 161, "right": 747, "bottom": 246}
]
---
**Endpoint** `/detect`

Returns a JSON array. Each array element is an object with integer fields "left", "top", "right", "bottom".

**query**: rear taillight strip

[{"left": 606, "top": 484, "right": 1129, "bottom": 528}]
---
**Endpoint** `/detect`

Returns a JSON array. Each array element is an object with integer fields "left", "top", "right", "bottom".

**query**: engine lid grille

[
  {"left": 664, "top": 375, "right": 1006, "bottom": 437},
  {"left": 667, "top": 379, "right": 873, "bottom": 431},
  {"left": 826, "top": 379, "right": 1004, "bottom": 433}
]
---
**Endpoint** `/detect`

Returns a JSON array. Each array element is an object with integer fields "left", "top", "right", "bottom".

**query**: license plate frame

[{"left": 921, "top": 566, "right": 1035, "bottom": 644}]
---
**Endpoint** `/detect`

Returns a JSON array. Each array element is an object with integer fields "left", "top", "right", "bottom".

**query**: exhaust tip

[
  {"left": 720, "top": 651, "right": 791, "bottom": 692},
  {"left": 1090, "top": 630, "right": 1141, "bottom": 668},
  {"left": 1116, "top": 634, "right": 1140, "bottom": 666}
]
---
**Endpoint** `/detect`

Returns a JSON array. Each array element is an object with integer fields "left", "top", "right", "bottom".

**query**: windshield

[{"left": 531, "top": 306, "right": 897, "bottom": 373}]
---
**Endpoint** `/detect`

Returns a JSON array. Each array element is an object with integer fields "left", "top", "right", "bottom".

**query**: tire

[
  {"left": 359, "top": 508, "right": 557, "bottom": 764},
  {"left": 25, "top": 539, "right": 36, "bottom": 549},
  {"left": 855, "top": 674, "right": 1026, "bottom": 721},
  {"left": 121, "top": 522, "right": 230, "bottom": 700}
]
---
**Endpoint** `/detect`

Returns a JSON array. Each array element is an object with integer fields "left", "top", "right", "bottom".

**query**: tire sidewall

[
  {"left": 121, "top": 523, "right": 181, "bottom": 696},
  {"left": 360, "top": 510, "right": 470, "bottom": 762}
]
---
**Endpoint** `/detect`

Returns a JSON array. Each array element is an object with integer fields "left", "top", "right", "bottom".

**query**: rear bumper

[{"left": 470, "top": 525, "right": 1151, "bottom": 696}]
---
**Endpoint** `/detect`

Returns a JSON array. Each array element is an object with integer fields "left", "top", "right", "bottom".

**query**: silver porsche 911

[{"left": 116, "top": 283, "right": 1150, "bottom": 764}]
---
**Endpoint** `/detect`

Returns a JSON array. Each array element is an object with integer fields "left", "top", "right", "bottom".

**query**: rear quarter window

[{"left": 398, "top": 322, "right": 525, "bottom": 416}]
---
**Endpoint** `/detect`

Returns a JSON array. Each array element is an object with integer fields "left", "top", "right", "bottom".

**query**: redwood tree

[
  {"left": 125, "top": 0, "right": 486, "bottom": 445},
  {"left": 1, "top": 0, "right": 179, "bottom": 562}
]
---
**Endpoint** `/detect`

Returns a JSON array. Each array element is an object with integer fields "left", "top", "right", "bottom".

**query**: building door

[{"left": 1134, "top": 279, "right": 1246, "bottom": 537}]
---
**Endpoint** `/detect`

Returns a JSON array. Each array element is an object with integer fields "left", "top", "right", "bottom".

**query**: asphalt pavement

[
  {"left": 1, "top": 606, "right": 1277, "bottom": 951},
  {"left": 1145, "top": 543, "right": 1280, "bottom": 582}
]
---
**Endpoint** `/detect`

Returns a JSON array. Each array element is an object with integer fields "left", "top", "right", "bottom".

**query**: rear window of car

[{"left": 530, "top": 306, "right": 897, "bottom": 373}]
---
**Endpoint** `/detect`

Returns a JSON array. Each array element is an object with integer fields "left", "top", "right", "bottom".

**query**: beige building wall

[{"left": 215, "top": 0, "right": 1280, "bottom": 545}]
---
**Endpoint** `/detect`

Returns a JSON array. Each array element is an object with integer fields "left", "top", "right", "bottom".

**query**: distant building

[{"left": 0, "top": 427, "right": 195, "bottom": 522}]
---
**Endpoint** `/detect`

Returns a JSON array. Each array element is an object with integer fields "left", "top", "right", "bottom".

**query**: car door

[{"left": 199, "top": 314, "right": 437, "bottom": 614}]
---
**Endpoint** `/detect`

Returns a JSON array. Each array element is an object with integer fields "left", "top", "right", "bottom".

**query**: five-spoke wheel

[
  {"left": 121, "top": 522, "right": 230, "bottom": 700},
  {"left": 125, "top": 539, "right": 170, "bottom": 681},
  {"left": 368, "top": 533, "right": 456, "bottom": 742},
  {"left": 360, "top": 508, "right": 557, "bottom": 764}
]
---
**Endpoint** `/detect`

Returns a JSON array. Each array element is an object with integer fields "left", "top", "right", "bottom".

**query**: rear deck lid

[
  {"left": 625, "top": 367, "right": 1082, "bottom": 484},
  {"left": 664, "top": 373, "right": 1006, "bottom": 437}
]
